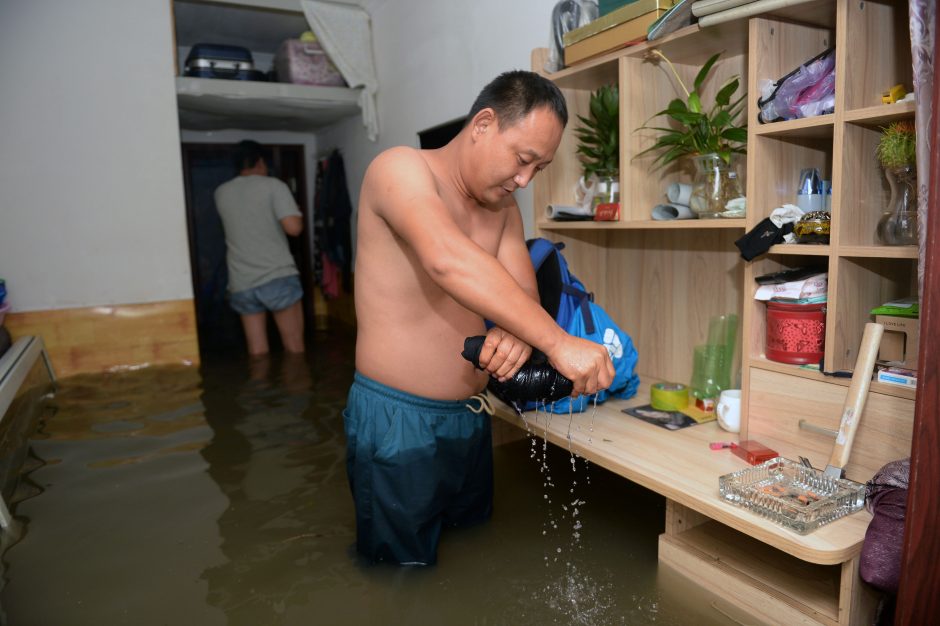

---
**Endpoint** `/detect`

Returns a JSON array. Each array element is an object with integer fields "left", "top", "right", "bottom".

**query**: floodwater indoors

[{"left": 1, "top": 332, "right": 742, "bottom": 625}]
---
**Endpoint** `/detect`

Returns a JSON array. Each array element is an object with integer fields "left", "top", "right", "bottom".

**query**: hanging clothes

[{"left": 313, "top": 149, "right": 354, "bottom": 297}]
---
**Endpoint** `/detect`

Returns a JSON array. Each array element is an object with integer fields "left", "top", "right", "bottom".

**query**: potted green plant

[
  {"left": 635, "top": 51, "right": 748, "bottom": 218},
  {"left": 876, "top": 120, "right": 917, "bottom": 245},
  {"left": 574, "top": 84, "right": 619, "bottom": 214}
]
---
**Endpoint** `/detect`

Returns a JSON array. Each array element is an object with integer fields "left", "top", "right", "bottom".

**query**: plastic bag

[
  {"left": 545, "top": 0, "right": 598, "bottom": 73},
  {"left": 758, "top": 48, "right": 835, "bottom": 123}
]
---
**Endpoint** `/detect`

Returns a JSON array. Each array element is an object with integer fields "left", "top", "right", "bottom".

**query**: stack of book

[{"left": 563, "top": 0, "right": 680, "bottom": 66}]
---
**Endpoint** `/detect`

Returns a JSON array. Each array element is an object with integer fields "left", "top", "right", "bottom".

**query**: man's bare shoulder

[
  {"left": 362, "top": 146, "right": 441, "bottom": 216},
  {"left": 365, "top": 146, "right": 433, "bottom": 185}
]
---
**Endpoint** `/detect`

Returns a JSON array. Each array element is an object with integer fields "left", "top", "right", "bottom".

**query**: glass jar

[
  {"left": 877, "top": 164, "right": 918, "bottom": 246},
  {"left": 688, "top": 154, "right": 745, "bottom": 219},
  {"left": 591, "top": 171, "right": 620, "bottom": 211}
]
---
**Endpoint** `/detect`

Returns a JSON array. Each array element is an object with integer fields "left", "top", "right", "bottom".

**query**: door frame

[{"left": 180, "top": 142, "right": 314, "bottom": 351}]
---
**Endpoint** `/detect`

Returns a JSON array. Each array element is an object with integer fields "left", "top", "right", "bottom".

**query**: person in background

[
  {"left": 345, "top": 70, "right": 615, "bottom": 565},
  {"left": 215, "top": 140, "right": 305, "bottom": 355}
]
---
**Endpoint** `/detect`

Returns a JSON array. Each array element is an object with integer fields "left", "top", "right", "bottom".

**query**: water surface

[{"left": 1, "top": 333, "right": 739, "bottom": 625}]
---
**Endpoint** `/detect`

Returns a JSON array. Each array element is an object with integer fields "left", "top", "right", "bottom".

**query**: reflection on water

[{"left": 1, "top": 332, "right": 736, "bottom": 625}]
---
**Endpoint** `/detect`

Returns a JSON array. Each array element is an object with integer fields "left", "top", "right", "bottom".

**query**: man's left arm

[{"left": 478, "top": 205, "right": 540, "bottom": 381}]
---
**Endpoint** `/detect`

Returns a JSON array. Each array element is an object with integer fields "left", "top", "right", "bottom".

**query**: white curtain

[{"left": 301, "top": 0, "right": 379, "bottom": 141}]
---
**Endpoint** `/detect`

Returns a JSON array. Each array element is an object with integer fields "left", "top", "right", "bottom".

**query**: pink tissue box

[{"left": 275, "top": 40, "right": 346, "bottom": 87}]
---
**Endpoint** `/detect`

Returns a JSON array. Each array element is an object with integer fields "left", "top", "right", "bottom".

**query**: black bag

[{"left": 184, "top": 43, "right": 266, "bottom": 81}]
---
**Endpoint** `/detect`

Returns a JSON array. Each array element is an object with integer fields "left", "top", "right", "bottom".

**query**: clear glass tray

[{"left": 718, "top": 457, "right": 866, "bottom": 534}]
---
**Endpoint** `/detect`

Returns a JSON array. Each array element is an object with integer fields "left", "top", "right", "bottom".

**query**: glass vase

[
  {"left": 688, "top": 154, "right": 745, "bottom": 219},
  {"left": 591, "top": 171, "right": 620, "bottom": 211},
  {"left": 876, "top": 165, "right": 918, "bottom": 246}
]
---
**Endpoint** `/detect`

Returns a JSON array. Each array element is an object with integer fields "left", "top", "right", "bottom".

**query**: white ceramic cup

[{"left": 716, "top": 389, "right": 742, "bottom": 433}]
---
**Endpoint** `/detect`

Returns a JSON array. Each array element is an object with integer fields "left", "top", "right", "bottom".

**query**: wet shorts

[
  {"left": 343, "top": 372, "right": 494, "bottom": 565},
  {"left": 228, "top": 274, "right": 303, "bottom": 315}
]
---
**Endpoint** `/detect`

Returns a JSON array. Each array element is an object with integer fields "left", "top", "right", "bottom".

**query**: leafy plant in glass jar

[
  {"left": 876, "top": 120, "right": 917, "bottom": 246},
  {"left": 574, "top": 83, "right": 619, "bottom": 212},
  {"left": 634, "top": 51, "right": 748, "bottom": 218}
]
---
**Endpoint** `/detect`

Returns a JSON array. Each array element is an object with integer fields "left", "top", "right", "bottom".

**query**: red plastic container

[{"left": 765, "top": 301, "right": 826, "bottom": 365}]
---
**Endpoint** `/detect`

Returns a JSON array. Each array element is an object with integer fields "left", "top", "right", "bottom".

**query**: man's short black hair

[
  {"left": 466, "top": 70, "right": 568, "bottom": 130},
  {"left": 234, "top": 140, "right": 265, "bottom": 171}
]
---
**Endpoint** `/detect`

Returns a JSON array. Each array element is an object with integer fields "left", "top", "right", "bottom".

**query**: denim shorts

[{"left": 228, "top": 274, "right": 303, "bottom": 315}]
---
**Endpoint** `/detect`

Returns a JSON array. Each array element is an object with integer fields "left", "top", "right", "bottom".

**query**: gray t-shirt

[{"left": 214, "top": 175, "right": 301, "bottom": 293}]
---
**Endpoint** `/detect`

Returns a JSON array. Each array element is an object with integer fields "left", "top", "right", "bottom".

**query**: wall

[
  {"left": 317, "top": 0, "right": 559, "bottom": 241},
  {"left": 0, "top": 0, "right": 559, "bottom": 313},
  {"left": 0, "top": 0, "right": 192, "bottom": 313}
]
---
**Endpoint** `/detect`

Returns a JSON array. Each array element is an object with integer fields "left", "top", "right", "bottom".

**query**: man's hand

[
  {"left": 547, "top": 336, "right": 616, "bottom": 397},
  {"left": 478, "top": 327, "right": 533, "bottom": 382}
]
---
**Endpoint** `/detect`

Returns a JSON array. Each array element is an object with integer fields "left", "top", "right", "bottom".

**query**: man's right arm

[
  {"left": 270, "top": 178, "right": 303, "bottom": 236},
  {"left": 365, "top": 148, "right": 614, "bottom": 395},
  {"left": 280, "top": 215, "right": 303, "bottom": 236}
]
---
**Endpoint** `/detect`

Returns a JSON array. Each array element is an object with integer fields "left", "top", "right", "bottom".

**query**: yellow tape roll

[{"left": 650, "top": 382, "right": 689, "bottom": 411}]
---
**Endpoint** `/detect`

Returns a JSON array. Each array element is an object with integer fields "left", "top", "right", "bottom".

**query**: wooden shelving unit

[{"left": 530, "top": 0, "right": 917, "bottom": 622}]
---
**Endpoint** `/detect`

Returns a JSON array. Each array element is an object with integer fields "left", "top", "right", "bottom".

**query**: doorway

[{"left": 181, "top": 143, "right": 313, "bottom": 354}]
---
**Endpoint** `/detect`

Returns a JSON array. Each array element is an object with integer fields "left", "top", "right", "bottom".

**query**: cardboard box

[
  {"left": 563, "top": 0, "right": 679, "bottom": 47},
  {"left": 875, "top": 315, "right": 920, "bottom": 368},
  {"left": 876, "top": 367, "right": 917, "bottom": 388}
]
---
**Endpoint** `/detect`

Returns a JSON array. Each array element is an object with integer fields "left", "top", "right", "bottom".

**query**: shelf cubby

[
  {"left": 839, "top": 119, "right": 916, "bottom": 246},
  {"left": 830, "top": 255, "right": 918, "bottom": 371},
  {"left": 622, "top": 29, "right": 748, "bottom": 223},
  {"left": 743, "top": 253, "right": 830, "bottom": 364},
  {"left": 842, "top": 0, "right": 914, "bottom": 112},
  {"left": 748, "top": 133, "right": 833, "bottom": 223},
  {"left": 748, "top": 16, "right": 834, "bottom": 131}
]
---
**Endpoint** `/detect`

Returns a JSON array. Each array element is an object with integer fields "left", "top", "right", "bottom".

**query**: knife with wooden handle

[{"left": 824, "top": 322, "right": 885, "bottom": 479}]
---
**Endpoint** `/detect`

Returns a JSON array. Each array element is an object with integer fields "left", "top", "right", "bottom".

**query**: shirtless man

[{"left": 344, "top": 70, "right": 615, "bottom": 565}]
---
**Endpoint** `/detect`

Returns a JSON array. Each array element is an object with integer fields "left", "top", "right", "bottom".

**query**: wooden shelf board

[
  {"left": 844, "top": 100, "right": 916, "bottom": 125},
  {"left": 492, "top": 375, "right": 872, "bottom": 564},
  {"left": 626, "top": 21, "right": 749, "bottom": 63},
  {"left": 664, "top": 520, "right": 841, "bottom": 621},
  {"left": 769, "top": 0, "right": 836, "bottom": 28},
  {"left": 538, "top": 218, "right": 746, "bottom": 230},
  {"left": 838, "top": 245, "right": 919, "bottom": 259},
  {"left": 551, "top": 49, "right": 622, "bottom": 90},
  {"left": 753, "top": 114, "right": 834, "bottom": 138},
  {"left": 748, "top": 356, "right": 916, "bottom": 400},
  {"left": 767, "top": 244, "right": 832, "bottom": 256}
]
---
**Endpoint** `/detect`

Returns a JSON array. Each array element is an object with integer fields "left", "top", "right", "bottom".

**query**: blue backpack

[{"left": 523, "top": 238, "right": 640, "bottom": 413}]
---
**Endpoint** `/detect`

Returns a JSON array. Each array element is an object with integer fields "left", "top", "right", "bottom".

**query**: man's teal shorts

[{"left": 343, "top": 372, "right": 493, "bottom": 565}]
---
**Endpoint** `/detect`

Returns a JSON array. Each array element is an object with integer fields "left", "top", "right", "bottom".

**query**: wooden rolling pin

[{"left": 824, "top": 322, "right": 885, "bottom": 479}]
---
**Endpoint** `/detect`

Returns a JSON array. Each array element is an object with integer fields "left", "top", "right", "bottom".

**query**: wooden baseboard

[{"left": 4, "top": 299, "right": 199, "bottom": 378}]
